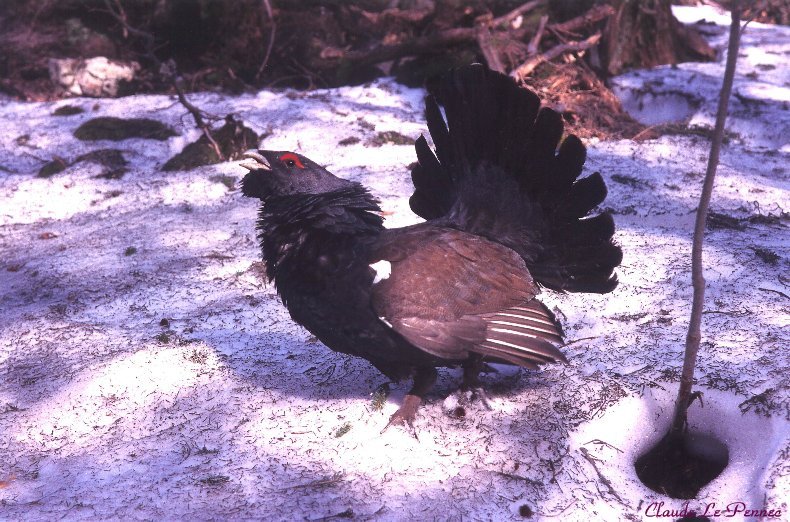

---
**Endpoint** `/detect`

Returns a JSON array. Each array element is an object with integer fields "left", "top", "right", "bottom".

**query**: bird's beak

[{"left": 240, "top": 150, "right": 272, "bottom": 172}]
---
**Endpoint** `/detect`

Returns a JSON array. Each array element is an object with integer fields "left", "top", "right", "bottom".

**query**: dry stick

[
  {"left": 511, "top": 33, "right": 601, "bottom": 81},
  {"left": 670, "top": 1, "right": 742, "bottom": 436},
  {"left": 549, "top": 4, "right": 615, "bottom": 36},
  {"left": 102, "top": 0, "right": 224, "bottom": 160},
  {"left": 254, "top": 0, "right": 276, "bottom": 82},
  {"left": 527, "top": 15, "right": 549, "bottom": 55},
  {"left": 476, "top": 16, "right": 506, "bottom": 73}
]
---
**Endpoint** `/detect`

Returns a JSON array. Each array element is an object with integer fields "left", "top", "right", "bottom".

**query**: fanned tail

[{"left": 410, "top": 64, "right": 622, "bottom": 293}]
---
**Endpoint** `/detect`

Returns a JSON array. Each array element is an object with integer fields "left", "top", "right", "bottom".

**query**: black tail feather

[
  {"left": 410, "top": 64, "right": 621, "bottom": 294},
  {"left": 567, "top": 173, "right": 607, "bottom": 218}
]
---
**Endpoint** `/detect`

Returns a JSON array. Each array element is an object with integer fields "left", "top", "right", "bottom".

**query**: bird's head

[{"left": 240, "top": 150, "right": 352, "bottom": 200}]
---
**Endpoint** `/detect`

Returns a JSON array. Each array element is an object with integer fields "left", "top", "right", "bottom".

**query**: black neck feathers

[{"left": 255, "top": 184, "right": 384, "bottom": 292}]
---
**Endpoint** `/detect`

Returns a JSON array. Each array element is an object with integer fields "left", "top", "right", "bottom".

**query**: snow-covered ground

[{"left": 1, "top": 5, "right": 787, "bottom": 521}]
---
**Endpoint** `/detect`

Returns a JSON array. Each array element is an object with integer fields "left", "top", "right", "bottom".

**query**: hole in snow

[
  {"left": 613, "top": 86, "right": 700, "bottom": 126},
  {"left": 634, "top": 429, "right": 729, "bottom": 499}
]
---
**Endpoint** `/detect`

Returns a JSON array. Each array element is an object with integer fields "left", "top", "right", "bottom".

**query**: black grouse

[{"left": 240, "top": 64, "right": 622, "bottom": 428}]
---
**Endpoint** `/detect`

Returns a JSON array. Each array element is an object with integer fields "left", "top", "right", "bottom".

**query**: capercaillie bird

[{"left": 240, "top": 64, "right": 621, "bottom": 429}]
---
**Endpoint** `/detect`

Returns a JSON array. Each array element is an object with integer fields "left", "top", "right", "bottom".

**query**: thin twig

[
  {"left": 171, "top": 71, "right": 223, "bottom": 159},
  {"left": 527, "top": 15, "right": 549, "bottom": 55},
  {"left": 278, "top": 473, "right": 344, "bottom": 492},
  {"left": 631, "top": 124, "right": 664, "bottom": 141},
  {"left": 255, "top": 0, "right": 276, "bottom": 82},
  {"left": 103, "top": 0, "right": 224, "bottom": 160},
  {"left": 671, "top": 1, "right": 742, "bottom": 436},
  {"left": 758, "top": 287, "right": 790, "bottom": 299},
  {"left": 511, "top": 33, "right": 601, "bottom": 81},
  {"left": 579, "top": 448, "right": 625, "bottom": 503}
]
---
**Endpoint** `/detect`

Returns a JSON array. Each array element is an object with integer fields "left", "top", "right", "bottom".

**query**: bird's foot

[
  {"left": 444, "top": 385, "right": 493, "bottom": 420},
  {"left": 381, "top": 394, "right": 421, "bottom": 439},
  {"left": 459, "top": 385, "right": 494, "bottom": 410},
  {"left": 459, "top": 358, "right": 494, "bottom": 410}
]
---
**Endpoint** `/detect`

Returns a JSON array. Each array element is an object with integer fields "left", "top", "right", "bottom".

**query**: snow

[{"left": 1, "top": 6, "right": 788, "bottom": 521}]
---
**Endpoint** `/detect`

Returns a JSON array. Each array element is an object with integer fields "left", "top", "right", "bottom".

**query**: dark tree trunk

[{"left": 602, "top": 0, "right": 715, "bottom": 76}]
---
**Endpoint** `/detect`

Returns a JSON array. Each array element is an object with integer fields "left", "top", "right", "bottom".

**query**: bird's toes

[
  {"left": 470, "top": 387, "right": 494, "bottom": 410},
  {"left": 458, "top": 386, "right": 494, "bottom": 410},
  {"left": 382, "top": 410, "right": 419, "bottom": 439},
  {"left": 381, "top": 395, "right": 422, "bottom": 438}
]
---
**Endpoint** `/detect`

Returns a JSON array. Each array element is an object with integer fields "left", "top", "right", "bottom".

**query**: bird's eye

[{"left": 278, "top": 153, "right": 305, "bottom": 169}]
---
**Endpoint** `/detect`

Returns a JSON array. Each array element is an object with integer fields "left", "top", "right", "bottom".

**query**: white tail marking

[
  {"left": 485, "top": 338, "right": 550, "bottom": 357},
  {"left": 492, "top": 313, "right": 557, "bottom": 327},
  {"left": 369, "top": 260, "right": 391, "bottom": 284},
  {"left": 490, "top": 325, "right": 558, "bottom": 339}
]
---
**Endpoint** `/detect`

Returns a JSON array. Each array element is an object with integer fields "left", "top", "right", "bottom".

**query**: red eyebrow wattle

[{"left": 279, "top": 153, "right": 305, "bottom": 169}]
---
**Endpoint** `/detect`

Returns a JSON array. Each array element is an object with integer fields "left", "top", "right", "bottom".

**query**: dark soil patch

[
  {"left": 74, "top": 117, "right": 177, "bottom": 141},
  {"left": 36, "top": 148, "right": 128, "bottom": 179},
  {"left": 338, "top": 136, "right": 361, "bottom": 146},
  {"left": 37, "top": 157, "right": 69, "bottom": 178},
  {"left": 79, "top": 149, "right": 129, "bottom": 179},
  {"left": 53, "top": 105, "right": 85, "bottom": 116},
  {"left": 162, "top": 116, "right": 259, "bottom": 171}
]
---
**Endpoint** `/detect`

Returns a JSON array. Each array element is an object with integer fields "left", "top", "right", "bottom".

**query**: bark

[{"left": 602, "top": 0, "right": 715, "bottom": 76}]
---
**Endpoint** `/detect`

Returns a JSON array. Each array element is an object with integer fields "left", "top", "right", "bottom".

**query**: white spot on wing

[
  {"left": 378, "top": 316, "right": 393, "bottom": 328},
  {"left": 369, "top": 260, "right": 391, "bottom": 284}
]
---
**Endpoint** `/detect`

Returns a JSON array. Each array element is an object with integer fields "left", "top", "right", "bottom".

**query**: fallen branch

[
  {"left": 549, "top": 4, "right": 615, "bottom": 36},
  {"left": 511, "top": 33, "right": 601, "bottom": 81},
  {"left": 527, "top": 15, "right": 549, "bottom": 55},
  {"left": 343, "top": 27, "right": 477, "bottom": 67},
  {"left": 476, "top": 15, "right": 506, "bottom": 73}
]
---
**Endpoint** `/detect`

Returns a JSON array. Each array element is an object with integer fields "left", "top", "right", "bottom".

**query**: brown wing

[{"left": 369, "top": 225, "right": 566, "bottom": 367}]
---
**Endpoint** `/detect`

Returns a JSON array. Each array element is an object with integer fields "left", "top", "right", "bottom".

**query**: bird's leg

[
  {"left": 460, "top": 355, "right": 493, "bottom": 409},
  {"left": 383, "top": 367, "right": 437, "bottom": 436}
]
